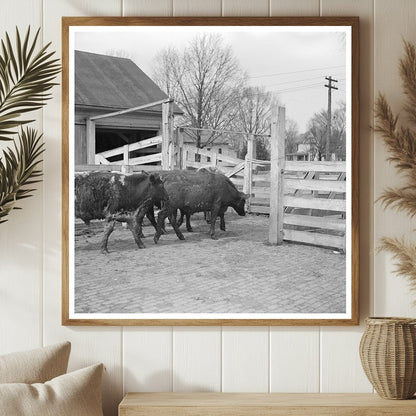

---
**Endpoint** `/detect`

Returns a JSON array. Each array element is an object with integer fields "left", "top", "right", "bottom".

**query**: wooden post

[
  {"left": 168, "top": 142, "right": 174, "bottom": 170},
  {"left": 243, "top": 133, "right": 255, "bottom": 212},
  {"left": 121, "top": 164, "right": 132, "bottom": 174},
  {"left": 269, "top": 106, "right": 286, "bottom": 245},
  {"left": 176, "top": 128, "right": 183, "bottom": 169},
  {"left": 182, "top": 147, "right": 188, "bottom": 170},
  {"left": 123, "top": 144, "right": 129, "bottom": 165},
  {"left": 162, "top": 101, "right": 173, "bottom": 169},
  {"left": 86, "top": 118, "right": 96, "bottom": 165}
]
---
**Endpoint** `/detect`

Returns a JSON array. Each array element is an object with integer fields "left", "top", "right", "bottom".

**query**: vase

[{"left": 359, "top": 317, "right": 416, "bottom": 399}]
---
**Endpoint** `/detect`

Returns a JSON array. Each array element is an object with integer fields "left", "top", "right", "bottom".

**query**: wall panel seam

[
  {"left": 41, "top": 0, "right": 45, "bottom": 349},
  {"left": 220, "top": 326, "right": 223, "bottom": 391},
  {"left": 319, "top": 328, "right": 322, "bottom": 392},
  {"left": 121, "top": 329, "right": 125, "bottom": 395},
  {"left": 171, "top": 327, "right": 174, "bottom": 391},
  {"left": 268, "top": 326, "right": 271, "bottom": 393}
]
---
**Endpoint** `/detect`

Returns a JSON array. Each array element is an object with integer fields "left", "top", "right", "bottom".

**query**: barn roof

[{"left": 75, "top": 50, "right": 182, "bottom": 114}]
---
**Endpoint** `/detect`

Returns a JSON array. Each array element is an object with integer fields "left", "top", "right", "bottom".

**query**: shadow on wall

[{"left": 123, "top": 368, "right": 217, "bottom": 393}]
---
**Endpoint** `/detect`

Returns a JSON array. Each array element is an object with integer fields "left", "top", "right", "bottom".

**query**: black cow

[
  {"left": 153, "top": 170, "right": 248, "bottom": 243},
  {"left": 176, "top": 167, "right": 226, "bottom": 232},
  {"left": 75, "top": 171, "right": 168, "bottom": 252}
]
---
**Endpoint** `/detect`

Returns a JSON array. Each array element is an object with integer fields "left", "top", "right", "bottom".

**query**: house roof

[{"left": 75, "top": 50, "right": 182, "bottom": 114}]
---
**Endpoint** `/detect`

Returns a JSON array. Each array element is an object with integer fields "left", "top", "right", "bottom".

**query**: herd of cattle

[{"left": 75, "top": 169, "right": 249, "bottom": 252}]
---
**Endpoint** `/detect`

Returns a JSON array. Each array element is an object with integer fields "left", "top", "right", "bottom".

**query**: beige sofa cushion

[
  {"left": 0, "top": 341, "right": 71, "bottom": 384},
  {"left": 0, "top": 363, "right": 104, "bottom": 416}
]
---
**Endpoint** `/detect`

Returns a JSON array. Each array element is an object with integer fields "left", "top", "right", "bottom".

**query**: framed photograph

[{"left": 62, "top": 17, "right": 359, "bottom": 325}]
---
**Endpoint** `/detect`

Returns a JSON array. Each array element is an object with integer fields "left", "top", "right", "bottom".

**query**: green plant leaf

[
  {"left": 0, "top": 127, "right": 45, "bottom": 222},
  {"left": 0, "top": 26, "right": 61, "bottom": 140}
]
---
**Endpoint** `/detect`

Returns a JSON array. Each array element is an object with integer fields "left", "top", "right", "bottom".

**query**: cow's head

[
  {"left": 231, "top": 192, "right": 249, "bottom": 216},
  {"left": 149, "top": 173, "right": 169, "bottom": 202}
]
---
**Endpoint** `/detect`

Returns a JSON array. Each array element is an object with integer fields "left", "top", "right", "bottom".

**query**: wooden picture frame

[{"left": 62, "top": 16, "right": 359, "bottom": 326}]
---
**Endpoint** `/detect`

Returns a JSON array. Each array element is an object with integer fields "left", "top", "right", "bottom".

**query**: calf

[{"left": 75, "top": 171, "right": 168, "bottom": 252}]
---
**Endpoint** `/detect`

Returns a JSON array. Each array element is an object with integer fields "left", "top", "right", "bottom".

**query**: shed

[{"left": 74, "top": 50, "right": 182, "bottom": 165}]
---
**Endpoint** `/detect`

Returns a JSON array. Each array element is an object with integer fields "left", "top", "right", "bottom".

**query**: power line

[
  {"left": 266, "top": 78, "right": 345, "bottom": 94},
  {"left": 275, "top": 83, "right": 324, "bottom": 93},
  {"left": 248, "top": 64, "right": 346, "bottom": 79},
  {"left": 264, "top": 74, "right": 345, "bottom": 88}
]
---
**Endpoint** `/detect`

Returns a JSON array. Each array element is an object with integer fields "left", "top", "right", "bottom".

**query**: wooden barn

[{"left": 74, "top": 50, "right": 182, "bottom": 168}]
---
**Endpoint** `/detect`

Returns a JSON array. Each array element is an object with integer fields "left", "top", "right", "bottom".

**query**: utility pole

[{"left": 325, "top": 76, "right": 338, "bottom": 160}]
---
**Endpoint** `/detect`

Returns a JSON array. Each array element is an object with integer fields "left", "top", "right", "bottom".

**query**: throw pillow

[
  {"left": 0, "top": 363, "right": 104, "bottom": 416},
  {"left": 0, "top": 341, "right": 71, "bottom": 384}
]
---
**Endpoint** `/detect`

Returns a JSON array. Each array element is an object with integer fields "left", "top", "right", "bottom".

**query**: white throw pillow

[
  {"left": 0, "top": 341, "right": 71, "bottom": 384},
  {"left": 0, "top": 363, "right": 104, "bottom": 416}
]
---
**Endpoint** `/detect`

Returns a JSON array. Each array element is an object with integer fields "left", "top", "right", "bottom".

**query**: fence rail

[
  {"left": 95, "top": 135, "right": 163, "bottom": 166},
  {"left": 248, "top": 159, "right": 347, "bottom": 250},
  {"left": 75, "top": 164, "right": 161, "bottom": 173}
]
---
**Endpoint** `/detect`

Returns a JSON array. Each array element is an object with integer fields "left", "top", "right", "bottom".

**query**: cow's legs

[
  {"left": 130, "top": 205, "right": 151, "bottom": 249},
  {"left": 177, "top": 211, "right": 192, "bottom": 232},
  {"left": 154, "top": 207, "right": 185, "bottom": 244},
  {"left": 219, "top": 212, "right": 226, "bottom": 231},
  {"left": 169, "top": 212, "right": 186, "bottom": 240},
  {"left": 101, "top": 218, "right": 116, "bottom": 253},
  {"left": 124, "top": 218, "right": 144, "bottom": 249},
  {"left": 177, "top": 210, "right": 184, "bottom": 227},
  {"left": 209, "top": 205, "right": 221, "bottom": 239},
  {"left": 185, "top": 213, "right": 193, "bottom": 232},
  {"left": 154, "top": 207, "right": 169, "bottom": 243},
  {"left": 146, "top": 207, "right": 165, "bottom": 234}
]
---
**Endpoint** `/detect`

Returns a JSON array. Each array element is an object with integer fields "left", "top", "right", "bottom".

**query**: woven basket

[{"left": 359, "top": 317, "right": 416, "bottom": 399}]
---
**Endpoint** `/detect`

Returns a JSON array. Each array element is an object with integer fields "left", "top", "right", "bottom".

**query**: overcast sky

[{"left": 74, "top": 27, "right": 348, "bottom": 133}]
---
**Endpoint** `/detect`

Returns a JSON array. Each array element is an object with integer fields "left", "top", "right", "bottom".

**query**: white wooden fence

[
  {"left": 77, "top": 99, "right": 174, "bottom": 173},
  {"left": 248, "top": 160, "right": 347, "bottom": 250},
  {"left": 94, "top": 135, "right": 163, "bottom": 167}
]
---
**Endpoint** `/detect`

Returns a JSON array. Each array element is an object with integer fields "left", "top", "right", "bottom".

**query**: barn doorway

[{"left": 95, "top": 127, "right": 159, "bottom": 164}]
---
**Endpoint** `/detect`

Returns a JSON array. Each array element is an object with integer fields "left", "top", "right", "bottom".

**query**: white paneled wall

[
  {"left": 1, "top": 1, "right": 416, "bottom": 415},
  {"left": 0, "top": 0, "right": 43, "bottom": 355}
]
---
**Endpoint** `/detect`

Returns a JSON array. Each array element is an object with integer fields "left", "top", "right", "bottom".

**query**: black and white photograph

[{"left": 63, "top": 18, "right": 358, "bottom": 324}]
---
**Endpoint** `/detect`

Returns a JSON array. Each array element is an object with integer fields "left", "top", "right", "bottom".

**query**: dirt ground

[{"left": 74, "top": 213, "right": 346, "bottom": 314}]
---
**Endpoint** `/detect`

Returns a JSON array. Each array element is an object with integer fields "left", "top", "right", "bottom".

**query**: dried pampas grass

[{"left": 376, "top": 40, "right": 416, "bottom": 296}]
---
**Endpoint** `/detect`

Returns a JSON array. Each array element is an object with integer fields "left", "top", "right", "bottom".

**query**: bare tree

[
  {"left": 232, "top": 86, "right": 279, "bottom": 160},
  {"left": 285, "top": 119, "right": 301, "bottom": 155},
  {"left": 105, "top": 49, "right": 134, "bottom": 60},
  {"left": 152, "top": 33, "right": 245, "bottom": 148},
  {"left": 305, "top": 102, "right": 346, "bottom": 160},
  {"left": 332, "top": 102, "right": 347, "bottom": 160},
  {"left": 235, "top": 86, "right": 275, "bottom": 134},
  {"left": 306, "top": 110, "right": 327, "bottom": 160}
]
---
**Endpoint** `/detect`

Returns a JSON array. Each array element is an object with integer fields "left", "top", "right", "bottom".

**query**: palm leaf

[
  {"left": 0, "top": 27, "right": 60, "bottom": 140},
  {"left": 0, "top": 127, "right": 44, "bottom": 222}
]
